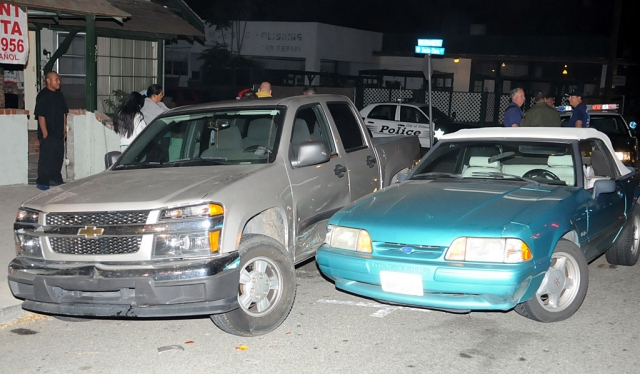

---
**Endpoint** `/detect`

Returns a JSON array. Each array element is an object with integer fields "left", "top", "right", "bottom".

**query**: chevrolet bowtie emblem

[{"left": 77, "top": 225, "right": 105, "bottom": 239}]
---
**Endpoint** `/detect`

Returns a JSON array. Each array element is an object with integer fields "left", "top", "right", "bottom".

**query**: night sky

[{"left": 184, "top": 0, "right": 636, "bottom": 59}]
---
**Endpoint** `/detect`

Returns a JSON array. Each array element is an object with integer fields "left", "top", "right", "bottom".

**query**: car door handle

[
  {"left": 334, "top": 164, "right": 347, "bottom": 178},
  {"left": 367, "top": 121, "right": 374, "bottom": 124},
  {"left": 366, "top": 155, "right": 376, "bottom": 168}
]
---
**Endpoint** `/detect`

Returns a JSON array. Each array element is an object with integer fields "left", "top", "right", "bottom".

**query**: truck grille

[
  {"left": 49, "top": 236, "right": 142, "bottom": 255},
  {"left": 46, "top": 211, "right": 149, "bottom": 226}
]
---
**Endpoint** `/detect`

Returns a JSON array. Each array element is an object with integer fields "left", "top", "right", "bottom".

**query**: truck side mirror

[
  {"left": 104, "top": 151, "right": 121, "bottom": 169},
  {"left": 592, "top": 179, "right": 616, "bottom": 199},
  {"left": 291, "top": 141, "right": 331, "bottom": 168}
]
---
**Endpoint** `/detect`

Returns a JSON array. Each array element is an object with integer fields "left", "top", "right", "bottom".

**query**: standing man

[
  {"left": 255, "top": 81, "right": 272, "bottom": 98},
  {"left": 504, "top": 87, "right": 525, "bottom": 127},
  {"left": 520, "top": 91, "right": 561, "bottom": 127},
  {"left": 34, "top": 71, "right": 68, "bottom": 191},
  {"left": 544, "top": 94, "right": 556, "bottom": 107},
  {"left": 564, "top": 88, "right": 589, "bottom": 128}
]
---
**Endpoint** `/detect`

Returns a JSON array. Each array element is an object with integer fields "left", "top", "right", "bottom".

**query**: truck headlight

[
  {"left": 15, "top": 234, "right": 43, "bottom": 258},
  {"left": 16, "top": 208, "right": 39, "bottom": 223},
  {"left": 325, "top": 225, "right": 372, "bottom": 253},
  {"left": 445, "top": 237, "right": 532, "bottom": 263},
  {"left": 154, "top": 203, "right": 224, "bottom": 259},
  {"left": 160, "top": 203, "right": 224, "bottom": 220},
  {"left": 615, "top": 152, "right": 631, "bottom": 162}
]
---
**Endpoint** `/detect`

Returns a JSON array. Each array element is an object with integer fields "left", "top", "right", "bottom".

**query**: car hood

[
  {"left": 605, "top": 133, "right": 635, "bottom": 149},
  {"left": 331, "top": 179, "right": 571, "bottom": 246},
  {"left": 23, "top": 165, "right": 266, "bottom": 212}
]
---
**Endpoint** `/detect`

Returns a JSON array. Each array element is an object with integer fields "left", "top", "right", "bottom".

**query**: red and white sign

[{"left": 0, "top": 3, "right": 28, "bottom": 65}]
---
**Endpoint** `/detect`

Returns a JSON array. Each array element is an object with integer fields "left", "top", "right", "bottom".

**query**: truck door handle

[
  {"left": 367, "top": 121, "right": 374, "bottom": 124},
  {"left": 334, "top": 164, "right": 347, "bottom": 177},
  {"left": 366, "top": 155, "right": 376, "bottom": 168}
]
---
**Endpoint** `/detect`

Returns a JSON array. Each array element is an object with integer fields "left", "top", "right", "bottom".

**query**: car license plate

[{"left": 380, "top": 271, "right": 423, "bottom": 296}]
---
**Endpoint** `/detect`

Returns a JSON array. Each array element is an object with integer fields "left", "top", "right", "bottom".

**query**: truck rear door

[{"left": 326, "top": 101, "right": 381, "bottom": 200}]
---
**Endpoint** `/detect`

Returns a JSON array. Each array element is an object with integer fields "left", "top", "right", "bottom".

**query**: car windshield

[
  {"left": 411, "top": 140, "right": 576, "bottom": 186},
  {"left": 561, "top": 114, "right": 628, "bottom": 135},
  {"left": 114, "top": 106, "right": 285, "bottom": 169}
]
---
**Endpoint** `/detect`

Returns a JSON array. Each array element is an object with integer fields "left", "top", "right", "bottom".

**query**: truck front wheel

[{"left": 210, "top": 235, "right": 296, "bottom": 336}]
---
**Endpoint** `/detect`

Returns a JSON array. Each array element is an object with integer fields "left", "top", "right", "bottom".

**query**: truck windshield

[{"left": 115, "top": 107, "right": 285, "bottom": 169}]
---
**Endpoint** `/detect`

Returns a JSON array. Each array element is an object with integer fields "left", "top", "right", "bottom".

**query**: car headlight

[
  {"left": 154, "top": 203, "right": 224, "bottom": 259},
  {"left": 615, "top": 152, "right": 631, "bottom": 162},
  {"left": 16, "top": 208, "right": 39, "bottom": 223},
  {"left": 445, "top": 237, "right": 532, "bottom": 263},
  {"left": 325, "top": 225, "right": 372, "bottom": 253},
  {"left": 15, "top": 234, "right": 43, "bottom": 258}
]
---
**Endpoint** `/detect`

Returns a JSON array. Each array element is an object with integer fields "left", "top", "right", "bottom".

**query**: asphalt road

[{"left": 1, "top": 255, "right": 639, "bottom": 374}]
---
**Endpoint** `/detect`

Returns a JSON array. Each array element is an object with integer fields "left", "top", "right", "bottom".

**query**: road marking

[{"left": 316, "top": 299, "right": 431, "bottom": 318}]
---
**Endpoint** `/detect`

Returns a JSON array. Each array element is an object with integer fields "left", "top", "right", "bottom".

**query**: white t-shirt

[{"left": 120, "top": 113, "right": 146, "bottom": 151}]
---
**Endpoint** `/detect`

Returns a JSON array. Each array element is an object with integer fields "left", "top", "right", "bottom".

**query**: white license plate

[{"left": 379, "top": 271, "right": 424, "bottom": 296}]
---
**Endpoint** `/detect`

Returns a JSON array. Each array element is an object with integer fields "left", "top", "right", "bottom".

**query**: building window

[
  {"left": 56, "top": 32, "right": 86, "bottom": 84},
  {"left": 165, "top": 60, "right": 188, "bottom": 76}
]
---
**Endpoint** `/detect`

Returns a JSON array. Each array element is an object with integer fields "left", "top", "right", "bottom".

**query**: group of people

[
  {"left": 504, "top": 87, "right": 589, "bottom": 128},
  {"left": 236, "top": 82, "right": 317, "bottom": 99},
  {"left": 34, "top": 75, "right": 170, "bottom": 190}
]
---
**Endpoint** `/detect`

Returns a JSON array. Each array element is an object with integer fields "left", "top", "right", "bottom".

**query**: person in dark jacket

[
  {"left": 503, "top": 88, "right": 525, "bottom": 127},
  {"left": 564, "top": 88, "right": 590, "bottom": 128},
  {"left": 34, "top": 71, "right": 68, "bottom": 190},
  {"left": 521, "top": 90, "right": 562, "bottom": 127}
]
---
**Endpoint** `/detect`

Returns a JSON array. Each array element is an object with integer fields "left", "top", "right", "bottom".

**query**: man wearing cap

[
  {"left": 565, "top": 88, "right": 589, "bottom": 128},
  {"left": 503, "top": 88, "right": 525, "bottom": 127},
  {"left": 521, "top": 91, "right": 561, "bottom": 127}
]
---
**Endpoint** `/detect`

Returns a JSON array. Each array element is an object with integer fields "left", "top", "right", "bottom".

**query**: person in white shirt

[
  {"left": 113, "top": 92, "right": 147, "bottom": 151},
  {"left": 140, "top": 84, "right": 169, "bottom": 123}
]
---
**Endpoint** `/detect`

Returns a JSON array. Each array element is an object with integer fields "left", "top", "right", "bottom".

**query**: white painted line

[{"left": 316, "top": 299, "right": 432, "bottom": 318}]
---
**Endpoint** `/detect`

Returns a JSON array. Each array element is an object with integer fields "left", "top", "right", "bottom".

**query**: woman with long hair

[{"left": 113, "top": 91, "right": 146, "bottom": 151}]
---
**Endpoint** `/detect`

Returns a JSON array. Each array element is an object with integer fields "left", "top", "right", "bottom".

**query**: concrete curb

[{"left": 0, "top": 303, "right": 26, "bottom": 325}]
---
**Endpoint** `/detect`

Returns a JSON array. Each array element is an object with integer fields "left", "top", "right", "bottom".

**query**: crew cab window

[
  {"left": 367, "top": 104, "right": 396, "bottom": 121},
  {"left": 327, "top": 102, "right": 366, "bottom": 152},
  {"left": 290, "top": 104, "right": 336, "bottom": 166},
  {"left": 400, "top": 106, "right": 429, "bottom": 124}
]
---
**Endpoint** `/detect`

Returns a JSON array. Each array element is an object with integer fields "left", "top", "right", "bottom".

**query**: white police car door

[
  {"left": 362, "top": 103, "right": 399, "bottom": 140},
  {"left": 398, "top": 105, "right": 431, "bottom": 148}
]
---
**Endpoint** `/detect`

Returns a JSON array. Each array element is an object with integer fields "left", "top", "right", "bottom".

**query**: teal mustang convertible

[{"left": 316, "top": 128, "right": 640, "bottom": 322}]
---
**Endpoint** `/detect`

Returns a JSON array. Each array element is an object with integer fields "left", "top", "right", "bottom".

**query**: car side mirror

[
  {"left": 104, "top": 151, "right": 121, "bottom": 169},
  {"left": 592, "top": 179, "right": 616, "bottom": 199},
  {"left": 291, "top": 141, "right": 331, "bottom": 168},
  {"left": 396, "top": 172, "right": 408, "bottom": 183}
]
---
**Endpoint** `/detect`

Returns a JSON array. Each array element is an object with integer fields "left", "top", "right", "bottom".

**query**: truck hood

[
  {"left": 332, "top": 179, "right": 570, "bottom": 246},
  {"left": 23, "top": 165, "right": 267, "bottom": 212}
]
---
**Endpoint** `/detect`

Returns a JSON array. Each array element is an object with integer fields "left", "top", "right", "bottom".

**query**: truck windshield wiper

[
  {"left": 112, "top": 162, "right": 165, "bottom": 170},
  {"left": 162, "top": 158, "right": 227, "bottom": 166},
  {"left": 411, "top": 172, "right": 464, "bottom": 180}
]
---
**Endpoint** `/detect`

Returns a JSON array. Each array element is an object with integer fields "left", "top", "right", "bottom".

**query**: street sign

[
  {"left": 414, "top": 46, "right": 445, "bottom": 55},
  {"left": 612, "top": 75, "right": 626, "bottom": 87},
  {"left": 417, "top": 39, "right": 443, "bottom": 47}
]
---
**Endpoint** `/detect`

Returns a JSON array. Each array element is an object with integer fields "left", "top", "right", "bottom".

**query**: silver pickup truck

[{"left": 9, "top": 95, "right": 420, "bottom": 336}]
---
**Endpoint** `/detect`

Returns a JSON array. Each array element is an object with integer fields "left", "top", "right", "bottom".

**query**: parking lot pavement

[
  {"left": 1, "top": 257, "right": 639, "bottom": 372},
  {"left": 0, "top": 185, "right": 42, "bottom": 324}
]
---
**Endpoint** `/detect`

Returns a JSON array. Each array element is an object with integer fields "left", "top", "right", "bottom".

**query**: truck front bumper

[{"left": 7, "top": 253, "right": 240, "bottom": 318}]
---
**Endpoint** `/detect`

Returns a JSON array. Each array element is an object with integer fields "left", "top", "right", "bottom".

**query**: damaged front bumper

[{"left": 8, "top": 253, "right": 240, "bottom": 318}]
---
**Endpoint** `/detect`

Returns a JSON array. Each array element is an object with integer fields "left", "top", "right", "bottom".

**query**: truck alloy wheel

[{"left": 210, "top": 235, "right": 296, "bottom": 336}]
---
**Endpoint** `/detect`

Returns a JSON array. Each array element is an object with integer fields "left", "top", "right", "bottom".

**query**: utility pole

[{"left": 604, "top": 0, "right": 623, "bottom": 102}]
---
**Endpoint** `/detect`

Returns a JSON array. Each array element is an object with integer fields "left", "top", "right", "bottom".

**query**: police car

[
  {"left": 360, "top": 102, "right": 476, "bottom": 149},
  {"left": 558, "top": 104, "right": 639, "bottom": 168}
]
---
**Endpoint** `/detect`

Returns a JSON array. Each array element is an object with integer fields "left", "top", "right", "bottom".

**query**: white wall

[
  {"left": 67, "top": 112, "right": 120, "bottom": 180},
  {"left": 0, "top": 114, "right": 28, "bottom": 185}
]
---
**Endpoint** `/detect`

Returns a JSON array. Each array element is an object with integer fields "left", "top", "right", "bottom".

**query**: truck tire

[
  {"left": 605, "top": 208, "right": 640, "bottom": 266},
  {"left": 514, "top": 239, "right": 588, "bottom": 322},
  {"left": 210, "top": 235, "right": 296, "bottom": 336}
]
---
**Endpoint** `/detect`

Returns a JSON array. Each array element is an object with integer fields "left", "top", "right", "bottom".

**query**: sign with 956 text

[{"left": 0, "top": 3, "right": 29, "bottom": 65}]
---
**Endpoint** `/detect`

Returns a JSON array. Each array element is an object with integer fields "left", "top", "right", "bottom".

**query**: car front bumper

[
  {"left": 316, "top": 247, "right": 544, "bottom": 312},
  {"left": 7, "top": 252, "right": 240, "bottom": 318}
]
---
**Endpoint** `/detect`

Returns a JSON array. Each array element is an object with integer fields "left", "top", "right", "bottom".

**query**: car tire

[
  {"left": 605, "top": 208, "right": 640, "bottom": 266},
  {"left": 514, "top": 239, "right": 588, "bottom": 322},
  {"left": 210, "top": 235, "right": 296, "bottom": 336}
]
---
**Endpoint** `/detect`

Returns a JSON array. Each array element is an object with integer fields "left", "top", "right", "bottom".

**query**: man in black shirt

[{"left": 34, "top": 71, "right": 68, "bottom": 190}]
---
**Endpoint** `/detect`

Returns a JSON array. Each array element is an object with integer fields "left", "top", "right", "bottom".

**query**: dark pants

[{"left": 36, "top": 136, "right": 64, "bottom": 186}]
